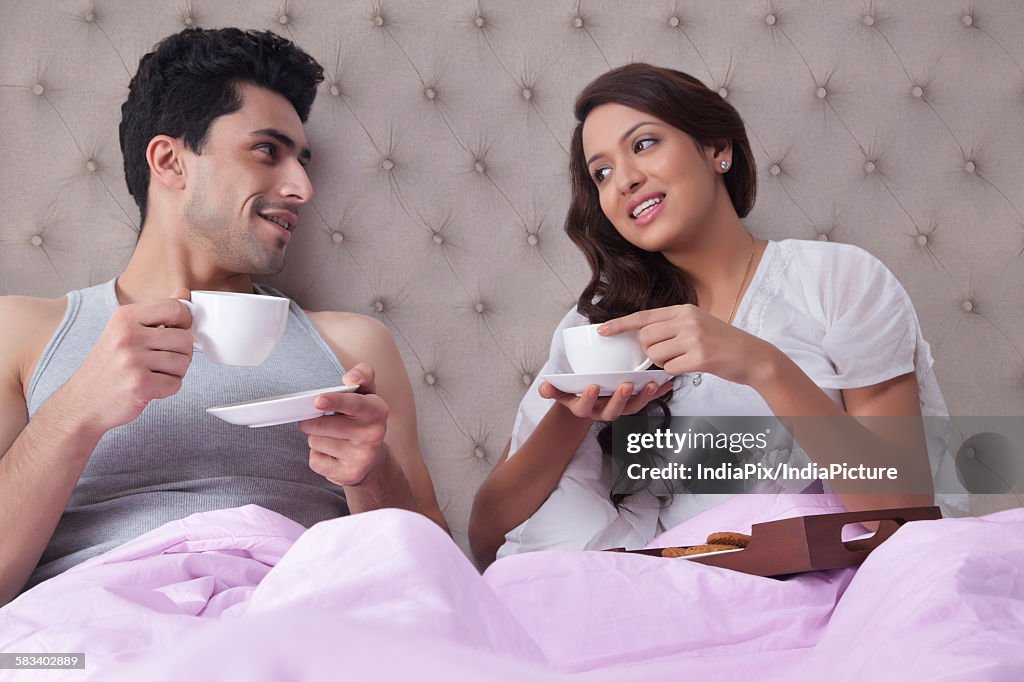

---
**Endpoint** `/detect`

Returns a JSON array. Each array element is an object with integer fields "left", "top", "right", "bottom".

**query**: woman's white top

[{"left": 498, "top": 239, "right": 964, "bottom": 558}]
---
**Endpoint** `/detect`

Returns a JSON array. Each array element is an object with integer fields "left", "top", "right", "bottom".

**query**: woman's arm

[
  {"left": 602, "top": 305, "right": 934, "bottom": 520},
  {"left": 469, "top": 381, "right": 671, "bottom": 566},
  {"left": 469, "top": 404, "right": 591, "bottom": 566},
  {"left": 752, "top": 347, "right": 933, "bottom": 515}
]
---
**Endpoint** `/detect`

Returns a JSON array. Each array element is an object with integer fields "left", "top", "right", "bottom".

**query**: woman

[{"left": 469, "top": 64, "right": 944, "bottom": 566}]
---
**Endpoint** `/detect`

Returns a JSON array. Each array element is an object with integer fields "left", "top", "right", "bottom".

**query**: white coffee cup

[
  {"left": 562, "top": 323, "right": 653, "bottom": 374},
  {"left": 178, "top": 291, "right": 289, "bottom": 366}
]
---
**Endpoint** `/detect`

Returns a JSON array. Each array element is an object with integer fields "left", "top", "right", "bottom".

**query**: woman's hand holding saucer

[
  {"left": 539, "top": 379, "right": 673, "bottom": 421},
  {"left": 599, "top": 304, "right": 778, "bottom": 387}
]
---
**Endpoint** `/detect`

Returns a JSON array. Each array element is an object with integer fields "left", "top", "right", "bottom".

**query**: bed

[
  {"left": 2, "top": 1, "right": 1022, "bottom": 678},
  {"left": 2, "top": 496, "right": 1022, "bottom": 681}
]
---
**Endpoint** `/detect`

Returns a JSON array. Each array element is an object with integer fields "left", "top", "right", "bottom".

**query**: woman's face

[{"left": 581, "top": 103, "right": 729, "bottom": 252}]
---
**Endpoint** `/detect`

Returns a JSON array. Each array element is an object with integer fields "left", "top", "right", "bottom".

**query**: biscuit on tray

[
  {"left": 662, "top": 544, "right": 741, "bottom": 558},
  {"left": 706, "top": 531, "right": 751, "bottom": 548}
]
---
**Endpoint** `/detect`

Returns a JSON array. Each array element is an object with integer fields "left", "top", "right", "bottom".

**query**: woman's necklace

[{"left": 692, "top": 235, "right": 757, "bottom": 387}]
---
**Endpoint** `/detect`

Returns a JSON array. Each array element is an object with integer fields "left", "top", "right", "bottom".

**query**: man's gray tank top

[{"left": 26, "top": 279, "right": 349, "bottom": 587}]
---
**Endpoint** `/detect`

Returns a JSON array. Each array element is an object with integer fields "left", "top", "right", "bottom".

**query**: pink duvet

[{"left": 2, "top": 495, "right": 1022, "bottom": 681}]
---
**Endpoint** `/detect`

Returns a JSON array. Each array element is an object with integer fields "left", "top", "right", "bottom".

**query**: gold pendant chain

[
  {"left": 693, "top": 234, "right": 757, "bottom": 387},
  {"left": 727, "top": 234, "right": 757, "bottom": 325}
]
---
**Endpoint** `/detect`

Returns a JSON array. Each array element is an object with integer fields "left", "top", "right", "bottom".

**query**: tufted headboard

[{"left": 2, "top": 0, "right": 1022, "bottom": 555}]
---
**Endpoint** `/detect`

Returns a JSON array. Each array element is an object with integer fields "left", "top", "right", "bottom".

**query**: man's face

[{"left": 182, "top": 83, "right": 313, "bottom": 276}]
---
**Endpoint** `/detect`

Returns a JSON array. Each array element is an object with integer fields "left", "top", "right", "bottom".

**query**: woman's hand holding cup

[{"left": 598, "top": 304, "right": 778, "bottom": 387}]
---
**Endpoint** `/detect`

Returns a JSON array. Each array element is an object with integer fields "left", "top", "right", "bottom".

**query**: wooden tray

[{"left": 606, "top": 506, "right": 942, "bottom": 578}]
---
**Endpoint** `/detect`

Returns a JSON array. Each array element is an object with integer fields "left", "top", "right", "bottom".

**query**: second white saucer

[{"left": 540, "top": 369, "right": 673, "bottom": 396}]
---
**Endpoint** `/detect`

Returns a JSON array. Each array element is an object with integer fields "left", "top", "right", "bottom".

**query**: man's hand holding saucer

[{"left": 298, "top": 362, "right": 390, "bottom": 488}]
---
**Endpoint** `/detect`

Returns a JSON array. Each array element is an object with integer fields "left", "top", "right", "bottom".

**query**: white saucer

[
  {"left": 540, "top": 370, "right": 673, "bottom": 396},
  {"left": 207, "top": 385, "right": 359, "bottom": 428}
]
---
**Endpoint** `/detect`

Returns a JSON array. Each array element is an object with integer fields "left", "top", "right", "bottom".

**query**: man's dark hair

[{"left": 119, "top": 28, "right": 324, "bottom": 224}]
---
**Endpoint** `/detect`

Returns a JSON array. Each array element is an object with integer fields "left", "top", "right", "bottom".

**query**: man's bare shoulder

[
  {"left": 304, "top": 310, "right": 402, "bottom": 375},
  {"left": 0, "top": 295, "right": 68, "bottom": 391},
  {"left": 304, "top": 310, "right": 392, "bottom": 356},
  {"left": 0, "top": 295, "right": 68, "bottom": 344}
]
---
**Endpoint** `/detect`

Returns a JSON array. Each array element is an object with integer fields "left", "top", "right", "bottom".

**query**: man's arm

[
  {"left": 0, "top": 296, "right": 100, "bottom": 605},
  {"left": 307, "top": 311, "right": 449, "bottom": 533},
  {"left": 0, "top": 295, "right": 194, "bottom": 605}
]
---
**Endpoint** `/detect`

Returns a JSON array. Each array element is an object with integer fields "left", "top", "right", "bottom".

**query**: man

[{"left": 0, "top": 28, "right": 447, "bottom": 605}]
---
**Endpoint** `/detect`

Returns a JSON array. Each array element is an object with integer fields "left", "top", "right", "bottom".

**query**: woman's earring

[{"left": 720, "top": 160, "right": 731, "bottom": 171}]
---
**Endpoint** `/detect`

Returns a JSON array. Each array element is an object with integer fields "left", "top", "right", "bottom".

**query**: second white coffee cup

[
  {"left": 562, "top": 323, "right": 653, "bottom": 374},
  {"left": 179, "top": 291, "right": 289, "bottom": 366}
]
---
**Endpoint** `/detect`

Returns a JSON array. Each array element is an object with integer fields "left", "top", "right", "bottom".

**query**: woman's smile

[{"left": 628, "top": 193, "right": 666, "bottom": 225}]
